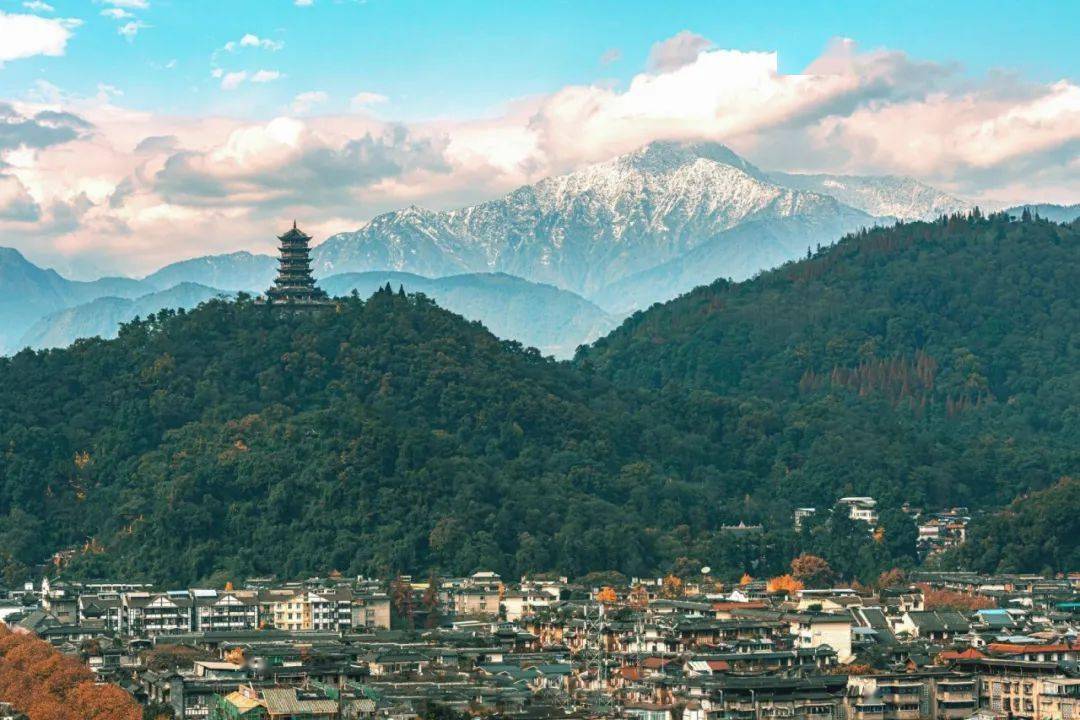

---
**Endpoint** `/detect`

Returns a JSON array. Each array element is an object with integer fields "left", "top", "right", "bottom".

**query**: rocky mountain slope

[
  {"left": 314, "top": 141, "right": 883, "bottom": 307},
  {"left": 769, "top": 172, "right": 969, "bottom": 221}
]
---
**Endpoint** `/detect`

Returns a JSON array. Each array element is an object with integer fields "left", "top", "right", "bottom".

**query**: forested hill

[
  {"left": 958, "top": 477, "right": 1080, "bottom": 574},
  {"left": 580, "top": 212, "right": 1079, "bottom": 517},
  {"left": 0, "top": 213, "right": 1076, "bottom": 585},
  {"left": 0, "top": 289, "right": 756, "bottom": 584}
]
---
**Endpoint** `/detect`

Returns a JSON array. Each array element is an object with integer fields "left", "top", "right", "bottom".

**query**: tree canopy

[{"left": 0, "top": 213, "right": 1076, "bottom": 585}]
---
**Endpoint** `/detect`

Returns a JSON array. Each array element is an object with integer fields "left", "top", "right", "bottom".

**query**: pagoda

[{"left": 265, "top": 221, "right": 329, "bottom": 305}]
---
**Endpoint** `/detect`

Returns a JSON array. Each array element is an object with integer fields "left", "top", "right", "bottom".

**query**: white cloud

[
  {"left": 223, "top": 33, "right": 283, "bottom": 52},
  {"left": 250, "top": 69, "right": 281, "bottom": 83},
  {"left": 295, "top": 0, "right": 314, "bottom": 5},
  {"left": 0, "top": 174, "right": 40, "bottom": 221},
  {"left": 291, "top": 90, "right": 328, "bottom": 113},
  {"left": 103, "top": 0, "right": 149, "bottom": 8},
  {"left": 101, "top": 8, "right": 133, "bottom": 19},
  {"left": 22, "top": 1, "right": 54, "bottom": 12},
  {"left": 117, "top": 20, "right": 147, "bottom": 39},
  {"left": 0, "top": 11, "right": 77, "bottom": 63},
  {"left": 2, "top": 33, "right": 1077, "bottom": 274},
  {"left": 220, "top": 70, "right": 247, "bottom": 90},
  {"left": 96, "top": 83, "right": 123, "bottom": 100},
  {"left": 350, "top": 91, "right": 388, "bottom": 110},
  {"left": 219, "top": 69, "right": 282, "bottom": 89},
  {"left": 647, "top": 30, "right": 711, "bottom": 73}
]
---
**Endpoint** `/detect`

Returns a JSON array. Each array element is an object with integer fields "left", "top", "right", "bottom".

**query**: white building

[{"left": 837, "top": 497, "right": 879, "bottom": 524}]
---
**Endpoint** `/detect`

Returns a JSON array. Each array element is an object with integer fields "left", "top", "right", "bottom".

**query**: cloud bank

[{"left": 1, "top": 34, "right": 1077, "bottom": 275}]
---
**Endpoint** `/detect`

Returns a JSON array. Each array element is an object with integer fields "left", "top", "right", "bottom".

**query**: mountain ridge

[
  {"left": 0, "top": 247, "right": 151, "bottom": 353},
  {"left": 313, "top": 141, "right": 886, "bottom": 305},
  {"left": 319, "top": 270, "right": 617, "bottom": 357}
]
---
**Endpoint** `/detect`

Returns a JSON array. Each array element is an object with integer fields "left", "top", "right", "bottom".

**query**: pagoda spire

[{"left": 265, "top": 222, "right": 329, "bottom": 305}]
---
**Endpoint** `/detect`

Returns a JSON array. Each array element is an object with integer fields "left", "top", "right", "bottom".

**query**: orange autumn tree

[
  {"left": 0, "top": 625, "right": 140, "bottom": 720},
  {"left": 596, "top": 586, "right": 618, "bottom": 605},
  {"left": 739, "top": 573, "right": 753, "bottom": 586},
  {"left": 660, "top": 574, "right": 684, "bottom": 599},
  {"left": 223, "top": 647, "right": 246, "bottom": 665},
  {"left": 876, "top": 568, "right": 907, "bottom": 590},
  {"left": 918, "top": 584, "right": 996, "bottom": 611},
  {"left": 628, "top": 585, "right": 649, "bottom": 609},
  {"left": 766, "top": 574, "right": 804, "bottom": 594}
]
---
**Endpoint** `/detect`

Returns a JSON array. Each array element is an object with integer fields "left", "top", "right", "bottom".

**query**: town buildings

[{"left": 4, "top": 570, "right": 1080, "bottom": 720}]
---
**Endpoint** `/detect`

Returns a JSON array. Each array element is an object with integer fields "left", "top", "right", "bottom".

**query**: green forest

[{"left": 0, "top": 211, "right": 1076, "bottom": 586}]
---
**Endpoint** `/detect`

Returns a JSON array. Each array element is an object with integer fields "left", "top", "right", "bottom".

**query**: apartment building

[
  {"left": 848, "top": 673, "right": 977, "bottom": 720},
  {"left": 191, "top": 590, "right": 259, "bottom": 632},
  {"left": 350, "top": 593, "right": 391, "bottom": 630}
]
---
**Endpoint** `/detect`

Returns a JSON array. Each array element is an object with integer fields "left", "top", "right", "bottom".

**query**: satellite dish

[{"left": 701, "top": 566, "right": 712, "bottom": 575}]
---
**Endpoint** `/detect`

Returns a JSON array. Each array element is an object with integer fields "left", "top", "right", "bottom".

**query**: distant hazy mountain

[
  {"left": 320, "top": 271, "right": 617, "bottom": 358},
  {"left": 0, "top": 247, "right": 150, "bottom": 353},
  {"left": 313, "top": 141, "right": 883, "bottom": 309},
  {"left": 591, "top": 216, "right": 851, "bottom": 313},
  {"left": 19, "top": 282, "right": 232, "bottom": 351},
  {"left": 1004, "top": 203, "right": 1080, "bottom": 223},
  {"left": 18, "top": 269, "right": 614, "bottom": 358},
  {"left": 143, "top": 251, "right": 277, "bottom": 292},
  {"left": 769, "top": 172, "right": 969, "bottom": 221}
]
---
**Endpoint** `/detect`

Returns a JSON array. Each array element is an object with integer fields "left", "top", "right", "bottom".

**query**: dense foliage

[
  {"left": 0, "top": 625, "right": 141, "bottom": 720},
  {"left": 956, "top": 477, "right": 1080, "bottom": 574},
  {"left": 0, "top": 213, "right": 1076, "bottom": 584},
  {"left": 0, "top": 288, "right": 759, "bottom": 584},
  {"left": 581, "top": 212, "right": 1079, "bottom": 513}
]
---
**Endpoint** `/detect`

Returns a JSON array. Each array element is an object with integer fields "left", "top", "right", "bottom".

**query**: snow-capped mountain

[
  {"left": 313, "top": 141, "right": 883, "bottom": 307},
  {"left": 770, "top": 172, "right": 969, "bottom": 221}
]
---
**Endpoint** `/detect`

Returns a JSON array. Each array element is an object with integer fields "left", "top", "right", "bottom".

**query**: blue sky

[
  {"left": 0, "top": 0, "right": 1076, "bottom": 274},
  {"left": 3, "top": 0, "right": 1077, "bottom": 121}
]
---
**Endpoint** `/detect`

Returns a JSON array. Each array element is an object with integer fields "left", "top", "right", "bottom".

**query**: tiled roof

[{"left": 260, "top": 687, "right": 339, "bottom": 715}]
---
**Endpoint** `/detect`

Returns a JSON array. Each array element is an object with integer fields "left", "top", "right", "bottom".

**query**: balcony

[
  {"left": 883, "top": 706, "right": 921, "bottom": 720},
  {"left": 851, "top": 703, "right": 884, "bottom": 720},
  {"left": 879, "top": 691, "right": 921, "bottom": 706},
  {"left": 936, "top": 689, "right": 975, "bottom": 702},
  {"left": 936, "top": 700, "right": 975, "bottom": 720}
]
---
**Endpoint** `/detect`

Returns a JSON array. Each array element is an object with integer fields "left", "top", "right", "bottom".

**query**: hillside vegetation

[
  {"left": 957, "top": 477, "right": 1080, "bottom": 574},
  {"left": 0, "top": 289, "right": 755, "bottom": 584},
  {"left": 0, "top": 213, "right": 1076, "bottom": 584},
  {"left": 581, "top": 212, "right": 1079, "bottom": 513}
]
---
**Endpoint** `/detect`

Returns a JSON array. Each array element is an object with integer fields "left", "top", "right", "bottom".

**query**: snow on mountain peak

[{"left": 312, "top": 140, "right": 970, "bottom": 304}]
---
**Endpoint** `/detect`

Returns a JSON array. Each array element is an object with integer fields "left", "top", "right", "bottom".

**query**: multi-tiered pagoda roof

[{"left": 265, "top": 222, "right": 329, "bottom": 305}]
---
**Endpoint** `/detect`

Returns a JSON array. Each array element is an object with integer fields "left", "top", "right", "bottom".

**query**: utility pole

[{"left": 582, "top": 602, "right": 612, "bottom": 715}]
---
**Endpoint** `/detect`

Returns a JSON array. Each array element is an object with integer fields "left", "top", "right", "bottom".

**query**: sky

[{"left": 0, "top": 0, "right": 1077, "bottom": 277}]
